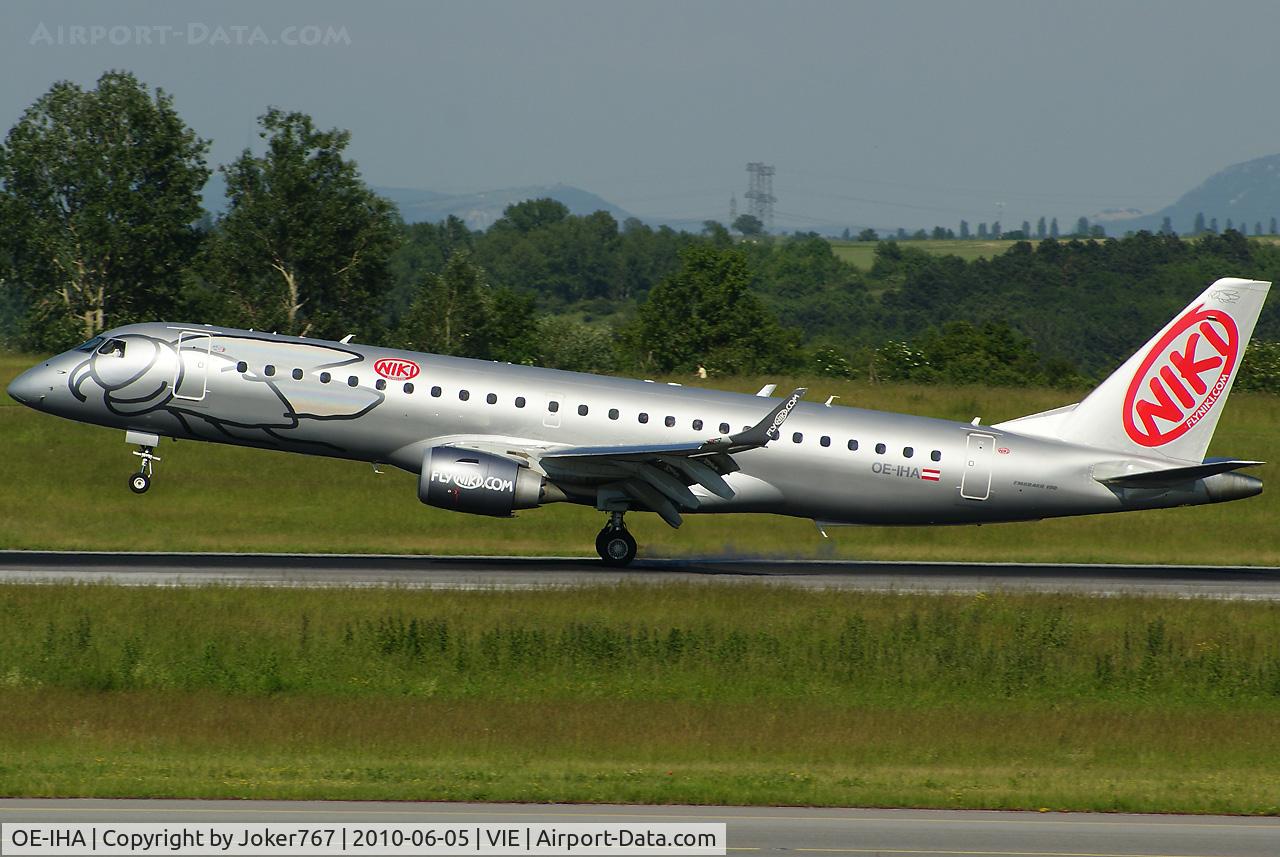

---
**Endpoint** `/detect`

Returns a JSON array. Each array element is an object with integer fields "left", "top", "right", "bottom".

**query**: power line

[{"left": 745, "top": 162, "right": 776, "bottom": 231}]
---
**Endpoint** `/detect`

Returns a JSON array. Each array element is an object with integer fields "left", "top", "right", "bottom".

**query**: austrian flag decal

[
  {"left": 373, "top": 357, "right": 420, "bottom": 381},
  {"left": 921, "top": 468, "right": 941, "bottom": 481},
  {"left": 1122, "top": 304, "right": 1239, "bottom": 448}
]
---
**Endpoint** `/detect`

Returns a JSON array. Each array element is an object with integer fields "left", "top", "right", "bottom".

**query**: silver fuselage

[{"left": 8, "top": 323, "right": 1259, "bottom": 526}]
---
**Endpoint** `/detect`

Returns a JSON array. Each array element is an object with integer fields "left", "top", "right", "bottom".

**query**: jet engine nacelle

[{"left": 419, "top": 447, "right": 546, "bottom": 517}]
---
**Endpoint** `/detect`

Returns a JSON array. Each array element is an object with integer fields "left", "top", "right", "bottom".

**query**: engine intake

[{"left": 419, "top": 447, "right": 546, "bottom": 516}]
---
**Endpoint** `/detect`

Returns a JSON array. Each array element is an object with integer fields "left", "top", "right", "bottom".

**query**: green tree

[
  {"left": 207, "top": 108, "right": 399, "bottom": 339},
  {"left": 959, "top": 220, "right": 970, "bottom": 239},
  {"left": 1036, "top": 216, "right": 1047, "bottom": 239},
  {"left": 1074, "top": 216, "right": 1090, "bottom": 237},
  {"left": 1049, "top": 217, "right": 1059, "bottom": 238},
  {"left": 857, "top": 227, "right": 879, "bottom": 241},
  {"left": 702, "top": 220, "right": 733, "bottom": 248},
  {"left": 628, "top": 245, "right": 797, "bottom": 374},
  {"left": 499, "top": 198, "right": 569, "bottom": 233},
  {"left": 732, "top": 214, "right": 765, "bottom": 236},
  {"left": 533, "top": 315, "right": 618, "bottom": 373},
  {"left": 397, "top": 251, "right": 488, "bottom": 356},
  {"left": 396, "top": 251, "right": 538, "bottom": 362},
  {"left": 1194, "top": 212, "right": 1206, "bottom": 234},
  {"left": 0, "top": 71, "right": 210, "bottom": 347}
]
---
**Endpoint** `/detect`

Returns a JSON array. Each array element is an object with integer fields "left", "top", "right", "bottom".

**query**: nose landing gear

[
  {"left": 129, "top": 445, "right": 161, "bottom": 494},
  {"left": 124, "top": 431, "right": 163, "bottom": 494},
  {"left": 595, "top": 511, "right": 637, "bottom": 566}
]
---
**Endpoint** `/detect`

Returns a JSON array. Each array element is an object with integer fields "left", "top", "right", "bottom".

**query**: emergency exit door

[{"left": 961, "top": 433, "right": 995, "bottom": 500}]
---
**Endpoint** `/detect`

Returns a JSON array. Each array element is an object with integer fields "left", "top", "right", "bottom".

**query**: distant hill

[
  {"left": 374, "top": 183, "right": 636, "bottom": 229},
  {"left": 1112, "top": 154, "right": 1280, "bottom": 234},
  {"left": 201, "top": 176, "right": 638, "bottom": 230}
]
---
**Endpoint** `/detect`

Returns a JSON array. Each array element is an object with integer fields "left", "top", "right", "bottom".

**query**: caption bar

[{"left": 2, "top": 823, "right": 726, "bottom": 856}]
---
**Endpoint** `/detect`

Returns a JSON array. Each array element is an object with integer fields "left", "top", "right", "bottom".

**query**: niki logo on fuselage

[
  {"left": 374, "top": 358, "right": 419, "bottom": 381},
  {"left": 1123, "top": 304, "right": 1239, "bottom": 447}
]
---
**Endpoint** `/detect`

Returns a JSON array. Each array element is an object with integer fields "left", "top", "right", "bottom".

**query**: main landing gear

[
  {"left": 129, "top": 444, "right": 161, "bottom": 494},
  {"left": 595, "top": 511, "right": 637, "bottom": 566}
]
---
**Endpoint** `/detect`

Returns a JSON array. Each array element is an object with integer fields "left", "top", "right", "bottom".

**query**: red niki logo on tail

[
  {"left": 1122, "top": 304, "right": 1239, "bottom": 447},
  {"left": 373, "top": 358, "right": 420, "bottom": 381}
]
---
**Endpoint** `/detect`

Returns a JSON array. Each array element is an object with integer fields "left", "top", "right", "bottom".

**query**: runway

[
  {"left": 2, "top": 799, "right": 1278, "bottom": 856},
  {"left": 2, "top": 551, "right": 1280, "bottom": 598}
]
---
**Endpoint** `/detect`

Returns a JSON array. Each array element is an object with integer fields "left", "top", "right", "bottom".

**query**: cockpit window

[
  {"left": 96, "top": 339, "right": 126, "bottom": 358},
  {"left": 74, "top": 336, "right": 105, "bottom": 353}
]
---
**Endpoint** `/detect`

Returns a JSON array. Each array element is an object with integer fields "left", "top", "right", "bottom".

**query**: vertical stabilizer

[{"left": 1035, "top": 278, "right": 1269, "bottom": 461}]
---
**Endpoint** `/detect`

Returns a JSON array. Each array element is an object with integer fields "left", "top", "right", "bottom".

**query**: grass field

[
  {"left": 2, "top": 582, "right": 1279, "bottom": 811},
  {"left": 828, "top": 235, "right": 1280, "bottom": 270},
  {"left": 4, "top": 353, "right": 1279, "bottom": 563},
  {"left": 829, "top": 238, "right": 1021, "bottom": 269}
]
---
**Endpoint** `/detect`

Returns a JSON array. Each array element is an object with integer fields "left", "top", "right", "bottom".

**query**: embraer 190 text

[{"left": 8, "top": 278, "right": 1269, "bottom": 565}]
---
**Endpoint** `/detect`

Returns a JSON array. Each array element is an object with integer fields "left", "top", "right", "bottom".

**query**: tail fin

[{"left": 998, "top": 278, "right": 1270, "bottom": 462}]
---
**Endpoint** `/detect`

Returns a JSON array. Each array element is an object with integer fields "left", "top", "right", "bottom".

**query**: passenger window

[
  {"left": 692, "top": 419, "right": 703, "bottom": 431},
  {"left": 792, "top": 432, "right": 803, "bottom": 444},
  {"left": 459, "top": 390, "right": 470, "bottom": 401},
  {"left": 848, "top": 439, "right": 859, "bottom": 451},
  {"left": 719, "top": 422, "right": 730, "bottom": 434},
  {"left": 578, "top": 404, "right": 589, "bottom": 416},
  {"left": 548, "top": 401, "right": 559, "bottom": 413},
  {"left": 639, "top": 413, "right": 649, "bottom": 424},
  {"left": 375, "top": 379, "right": 386, "bottom": 391},
  {"left": 236, "top": 361, "right": 248, "bottom": 373},
  {"left": 347, "top": 376, "right": 358, "bottom": 387},
  {"left": 875, "top": 443, "right": 886, "bottom": 454},
  {"left": 820, "top": 436, "right": 831, "bottom": 447},
  {"left": 320, "top": 372, "right": 331, "bottom": 384},
  {"left": 665, "top": 416, "right": 675, "bottom": 427},
  {"left": 931, "top": 450, "right": 942, "bottom": 462},
  {"left": 608, "top": 408, "right": 619, "bottom": 420},
  {"left": 264, "top": 365, "right": 276, "bottom": 377},
  {"left": 904, "top": 447, "right": 914, "bottom": 458},
  {"left": 515, "top": 396, "right": 526, "bottom": 408},
  {"left": 487, "top": 393, "right": 498, "bottom": 404},
  {"left": 404, "top": 382, "right": 414, "bottom": 393},
  {"left": 431, "top": 386, "right": 442, "bottom": 397},
  {"left": 292, "top": 368, "right": 303, "bottom": 380}
]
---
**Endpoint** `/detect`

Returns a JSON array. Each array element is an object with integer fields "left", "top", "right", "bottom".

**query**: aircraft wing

[{"left": 533, "top": 387, "right": 806, "bottom": 527}]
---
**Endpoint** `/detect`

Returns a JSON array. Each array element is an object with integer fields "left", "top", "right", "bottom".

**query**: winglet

[{"left": 730, "top": 387, "right": 806, "bottom": 448}]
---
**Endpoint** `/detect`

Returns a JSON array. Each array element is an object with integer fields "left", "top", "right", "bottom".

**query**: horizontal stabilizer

[{"left": 1095, "top": 458, "right": 1263, "bottom": 489}]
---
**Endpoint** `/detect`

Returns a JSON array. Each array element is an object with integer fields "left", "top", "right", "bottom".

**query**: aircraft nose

[{"left": 7, "top": 366, "right": 46, "bottom": 406}]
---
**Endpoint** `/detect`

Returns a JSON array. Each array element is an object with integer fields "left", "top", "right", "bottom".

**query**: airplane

[{"left": 6, "top": 277, "right": 1269, "bottom": 566}]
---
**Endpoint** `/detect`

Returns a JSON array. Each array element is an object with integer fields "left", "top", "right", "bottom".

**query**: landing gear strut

[
  {"left": 129, "top": 445, "right": 160, "bottom": 494},
  {"left": 595, "top": 511, "right": 637, "bottom": 566}
]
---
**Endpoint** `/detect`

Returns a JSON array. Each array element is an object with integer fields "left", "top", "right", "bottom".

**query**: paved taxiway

[
  {"left": 1, "top": 551, "right": 1279, "bottom": 598},
  {"left": 3, "top": 799, "right": 1279, "bottom": 856}
]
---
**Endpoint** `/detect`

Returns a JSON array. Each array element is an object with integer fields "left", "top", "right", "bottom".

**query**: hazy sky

[{"left": 4, "top": 0, "right": 1279, "bottom": 231}]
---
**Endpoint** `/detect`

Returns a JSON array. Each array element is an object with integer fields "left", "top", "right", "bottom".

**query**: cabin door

[{"left": 174, "top": 332, "right": 212, "bottom": 401}]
